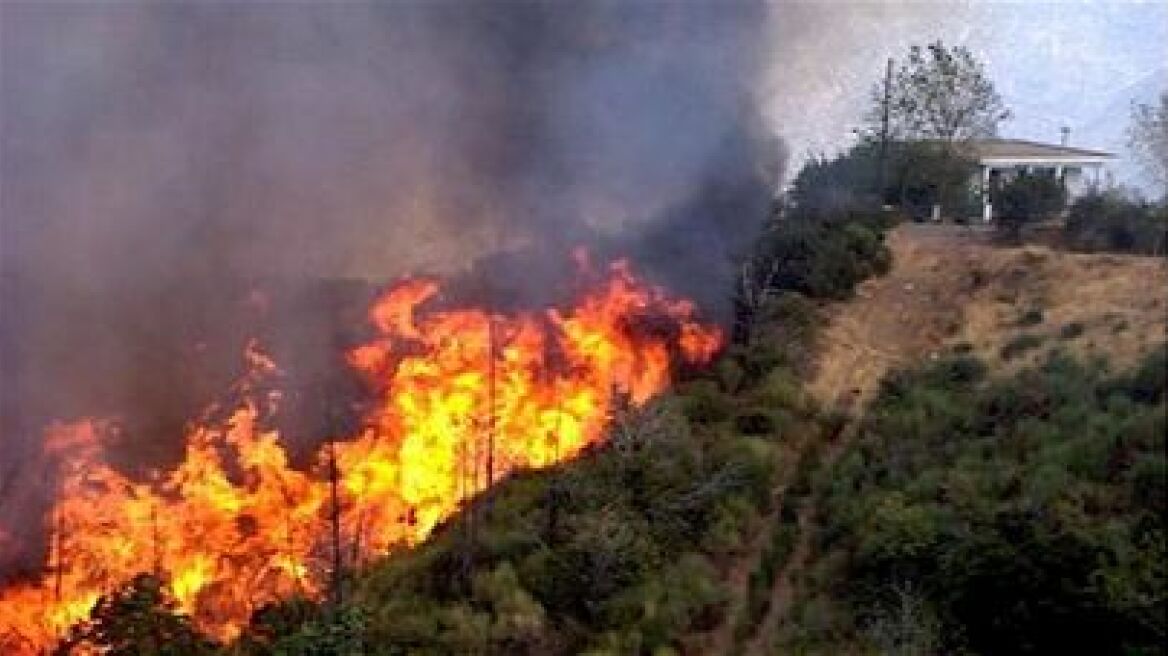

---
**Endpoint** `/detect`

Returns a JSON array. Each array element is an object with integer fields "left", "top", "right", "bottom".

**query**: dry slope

[{"left": 809, "top": 224, "right": 1167, "bottom": 408}]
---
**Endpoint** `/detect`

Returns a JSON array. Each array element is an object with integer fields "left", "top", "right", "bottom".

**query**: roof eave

[{"left": 978, "top": 156, "right": 1113, "bottom": 166}]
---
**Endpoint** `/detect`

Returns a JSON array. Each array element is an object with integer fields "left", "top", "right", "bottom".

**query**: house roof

[{"left": 967, "top": 138, "right": 1113, "bottom": 164}]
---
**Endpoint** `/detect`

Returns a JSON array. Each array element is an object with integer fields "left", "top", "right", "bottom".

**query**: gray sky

[{"left": 761, "top": 0, "right": 1168, "bottom": 192}]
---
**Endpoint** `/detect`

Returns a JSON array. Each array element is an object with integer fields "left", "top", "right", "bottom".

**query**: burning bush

[{"left": 0, "top": 260, "right": 721, "bottom": 653}]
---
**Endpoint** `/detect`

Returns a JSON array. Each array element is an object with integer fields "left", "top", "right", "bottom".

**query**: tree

[
  {"left": 1065, "top": 190, "right": 1167, "bottom": 255},
  {"left": 861, "top": 42, "right": 1006, "bottom": 218},
  {"left": 1127, "top": 91, "right": 1168, "bottom": 198},
  {"left": 53, "top": 574, "right": 218, "bottom": 656},
  {"left": 884, "top": 140, "right": 978, "bottom": 217},
  {"left": 785, "top": 140, "right": 975, "bottom": 217},
  {"left": 868, "top": 41, "right": 1010, "bottom": 143}
]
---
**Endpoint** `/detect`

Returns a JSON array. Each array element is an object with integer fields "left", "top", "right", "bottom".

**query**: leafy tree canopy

[{"left": 867, "top": 40, "right": 1010, "bottom": 143}]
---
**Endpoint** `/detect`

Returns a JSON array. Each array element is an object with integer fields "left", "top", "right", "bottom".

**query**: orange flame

[{"left": 0, "top": 259, "right": 720, "bottom": 652}]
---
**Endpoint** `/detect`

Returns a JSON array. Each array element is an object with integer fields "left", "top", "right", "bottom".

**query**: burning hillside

[{"left": 0, "top": 258, "right": 720, "bottom": 653}]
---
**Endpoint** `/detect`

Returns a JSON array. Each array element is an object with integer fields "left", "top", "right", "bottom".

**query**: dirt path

[
  {"left": 697, "top": 226, "right": 975, "bottom": 654},
  {"left": 698, "top": 439, "right": 804, "bottom": 656},
  {"left": 740, "top": 225, "right": 1167, "bottom": 654}
]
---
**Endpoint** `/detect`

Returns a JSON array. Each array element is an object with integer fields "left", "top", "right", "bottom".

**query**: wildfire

[{"left": 0, "top": 259, "right": 720, "bottom": 653}]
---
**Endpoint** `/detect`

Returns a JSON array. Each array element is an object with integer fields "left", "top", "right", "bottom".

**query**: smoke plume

[{"left": 0, "top": 1, "right": 783, "bottom": 570}]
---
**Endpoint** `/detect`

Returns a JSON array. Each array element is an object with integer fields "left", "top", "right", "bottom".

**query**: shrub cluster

[
  {"left": 752, "top": 209, "right": 894, "bottom": 302},
  {"left": 809, "top": 346, "right": 1167, "bottom": 654},
  {"left": 1064, "top": 190, "right": 1167, "bottom": 255},
  {"left": 991, "top": 169, "right": 1067, "bottom": 241},
  {"left": 226, "top": 329, "right": 830, "bottom": 656}
]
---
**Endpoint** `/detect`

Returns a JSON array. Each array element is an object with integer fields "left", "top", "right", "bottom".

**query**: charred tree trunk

[
  {"left": 327, "top": 439, "right": 343, "bottom": 608},
  {"left": 485, "top": 316, "right": 497, "bottom": 508}
]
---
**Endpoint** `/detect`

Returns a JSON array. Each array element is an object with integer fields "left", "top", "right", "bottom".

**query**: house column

[{"left": 981, "top": 165, "right": 993, "bottom": 223}]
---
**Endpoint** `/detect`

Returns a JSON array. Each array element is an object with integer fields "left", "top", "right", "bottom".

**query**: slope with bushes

[
  {"left": 50, "top": 206, "right": 895, "bottom": 655},
  {"left": 49, "top": 217, "right": 1164, "bottom": 655},
  {"left": 733, "top": 222, "right": 1168, "bottom": 653},
  {"left": 774, "top": 346, "right": 1166, "bottom": 655}
]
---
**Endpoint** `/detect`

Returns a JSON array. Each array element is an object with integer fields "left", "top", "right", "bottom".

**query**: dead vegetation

[{"left": 809, "top": 224, "right": 1167, "bottom": 408}]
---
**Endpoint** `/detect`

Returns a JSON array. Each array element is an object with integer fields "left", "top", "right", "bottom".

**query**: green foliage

[
  {"left": 999, "top": 333, "right": 1044, "bottom": 360},
  {"left": 993, "top": 169, "right": 1067, "bottom": 241},
  {"left": 738, "top": 292, "right": 822, "bottom": 377},
  {"left": 54, "top": 574, "right": 218, "bottom": 656},
  {"left": 784, "top": 137, "right": 985, "bottom": 219},
  {"left": 813, "top": 348, "right": 1167, "bottom": 655},
  {"left": 1064, "top": 190, "right": 1167, "bottom": 255},
  {"left": 266, "top": 607, "right": 368, "bottom": 656},
  {"left": 896, "top": 143, "right": 981, "bottom": 220},
  {"left": 223, "top": 396, "right": 783, "bottom": 655},
  {"left": 1016, "top": 307, "right": 1044, "bottom": 327},
  {"left": 868, "top": 40, "right": 1010, "bottom": 142},
  {"left": 749, "top": 209, "right": 893, "bottom": 303},
  {"left": 786, "top": 141, "right": 884, "bottom": 213},
  {"left": 786, "top": 139, "right": 977, "bottom": 221},
  {"left": 678, "top": 380, "right": 734, "bottom": 425},
  {"left": 733, "top": 183, "right": 894, "bottom": 351}
]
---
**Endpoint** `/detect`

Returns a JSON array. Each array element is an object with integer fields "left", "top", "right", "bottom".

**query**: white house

[{"left": 968, "top": 138, "right": 1113, "bottom": 222}]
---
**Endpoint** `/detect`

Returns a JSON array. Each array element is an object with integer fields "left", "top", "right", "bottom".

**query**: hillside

[
  {"left": 706, "top": 222, "right": 1167, "bottom": 654},
  {"left": 810, "top": 224, "right": 1167, "bottom": 409},
  {"left": 37, "top": 219, "right": 1165, "bottom": 655},
  {"left": 751, "top": 225, "right": 1167, "bottom": 654}
]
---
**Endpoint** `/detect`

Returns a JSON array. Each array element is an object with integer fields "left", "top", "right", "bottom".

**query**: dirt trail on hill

[{"left": 742, "top": 224, "right": 1167, "bottom": 654}]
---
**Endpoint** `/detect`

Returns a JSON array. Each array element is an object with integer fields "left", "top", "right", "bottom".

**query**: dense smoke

[{"left": 0, "top": 2, "right": 782, "bottom": 571}]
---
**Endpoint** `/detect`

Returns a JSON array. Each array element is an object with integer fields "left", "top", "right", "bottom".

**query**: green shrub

[
  {"left": 740, "top": 293, "right": 821, "bottom": 377},
  {"left": 917, "top": 355, "right": 988, "bottom": 388},
  {"left": 56, "top": 574, "right": 220, "bottom": 656},
  {"left": 678, "top": 381, "right": 734, "bottom": 425},
  {"left": 812, "top": 345, "right": 1168, "bottom": 655},
  {"left": 1017, "top": 307, "right": 1045, "bottom": 326},
  {"left": 1065, "top": 190, "right": 1167, "bottom": 255},
  {"left": 1000, "top": 333, "right": 1044, "bottom": 360},
  {"left": 1059, "top": 321, "right": 1086, "bottom": 339},
  {"left": 786, "top": 139, "right": 975, "bottom": 220},
  {"left": 713, "top": 358, "right": 746, "bottom": 394},
  {"left": 992, "top": 169, "right": 1067, "bottom": 242},
  {"left": 747, "top": 209, "right": 893, "bottom": 303},
  {"left": 767, "top": 524, "right": 798, "bottom": 573},
  {"left": 734, "top": 411, "right": 779, "bottom": 436}
]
